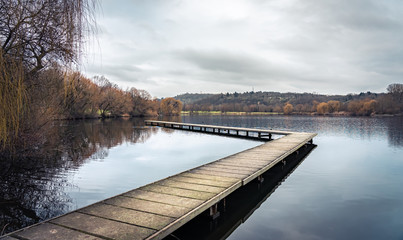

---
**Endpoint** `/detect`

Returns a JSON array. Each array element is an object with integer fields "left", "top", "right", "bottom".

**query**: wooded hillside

[{"left": 175, "top": 86, "right": 403, "bottom": 116}]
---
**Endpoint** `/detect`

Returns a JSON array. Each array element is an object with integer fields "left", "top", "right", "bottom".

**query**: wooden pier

[
  {"left": 1, "top": 121, "right": 316, "bottom": 240},
  {"left": 145, "top": 120, "right": 295, "bottom": 141}
]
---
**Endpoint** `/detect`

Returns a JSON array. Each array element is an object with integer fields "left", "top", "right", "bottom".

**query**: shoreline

[{"left": 181, "top": 111, "right": 403, "bottom": 117}]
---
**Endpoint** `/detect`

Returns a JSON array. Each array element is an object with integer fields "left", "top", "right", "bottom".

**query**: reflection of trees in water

[
  {"left": 386, "top": 117, "right": 403, "bottom": 148},
  {"left": 0, "top": 157, "right": 73, "bottom": 234},
  {"left": 0, "top": 118, "right": 157, "bottom": 235},
  {"left": 161, "top": 115, "right": 182, "bottom": 123},
  {"left": 56, "top": 118, "right": 157, "bottom": 162}
]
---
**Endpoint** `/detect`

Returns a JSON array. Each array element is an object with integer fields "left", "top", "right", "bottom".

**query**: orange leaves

[
  {"left": 283, "top": 103, "right": 293, "bottom": 115},
  {"left": 348, "top": 99, "right": 377, "bottom": 116},
  {"left": 160, "top": 98, "right": 183, "bottom": 116}
]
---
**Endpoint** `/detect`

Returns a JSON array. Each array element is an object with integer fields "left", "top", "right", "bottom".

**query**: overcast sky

[{"left": 83, "top": 0, "right": 403, "bottom": 98}]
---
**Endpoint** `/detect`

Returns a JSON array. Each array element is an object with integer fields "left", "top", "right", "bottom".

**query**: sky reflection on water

[
  {"left": 1, "top": 116, "right": 403, "bottom": 239},
  {"left": 180, "top": 116, "right": 403, "bottom": 240},
  {"left": 65, "top": 127, "right": 260, "bottom": 209}
]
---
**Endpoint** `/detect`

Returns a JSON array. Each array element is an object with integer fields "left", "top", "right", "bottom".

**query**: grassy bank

[{"left": 181, "top": 111, "right": 283, "bottom": 116}]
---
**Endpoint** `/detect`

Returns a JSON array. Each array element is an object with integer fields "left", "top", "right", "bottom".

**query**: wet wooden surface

[{"left": 2, "top": 121, "right": 316, "bottom": 240}]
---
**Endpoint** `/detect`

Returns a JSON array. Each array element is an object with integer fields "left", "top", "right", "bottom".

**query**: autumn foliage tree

[
  {"left": 348, "top": 99, "right": 377, "bottom": 116},
  {"left": 128, "top": 88, "right": 159, "bottom": 116},
  {"left": 283, "top": 103, "right": 293, "bottom": 115},
  {"left": 160, "top": 98, "right": 183, "bottom": 116},
  {"left": 316, "top": 102, "right": 329, "bottom": 115},
  {"left": 327, "top": 100, "right": 341, "bottom": 113},
  {"left": 63, "top": 72, "right": 98, "bottom": 118}
]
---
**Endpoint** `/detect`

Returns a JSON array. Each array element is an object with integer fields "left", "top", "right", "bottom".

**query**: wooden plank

[
  {"left": 217, "top": 158, "right": 271, "bottom": 165},
  {"left": 190, "top": 169, "right": 248, "bottom": 179},
  {"left": 198, "top": 165, "right": 255, "bottom": 175},
  {"left": 105, "top": 196, "right": 190, "bottom": 218},
  {"left": 213, "top": 161, "right": 267, "bottom": 169},
  {"left": 156, "top": 179, "right": 226, "bottom": 194},
  {"left": 124, "top": 189, "right": 204, "bottom": 209},
  {"left": 210, "top": 162, "right": 262, "bottom": 170},
  {"left": 10, "top": 223, "right": 102, "bottom": 240},
  {"left": 206, "top": 162, "right": 261, "bottom": 171},
  {"left": 50, "top": 212, "right": 155, "bottom": 240},
  {"left": 79, "top": 203, "right": 175, "bottom": 230},
  {"left": 141, "top": 184, "right": 216, "bottom": 200},
  {"left": 168, "top": 176, "right": 235, "bottom": 188},
  {"left": 180, "top": 172, "right": 240, "bottom": 182}
]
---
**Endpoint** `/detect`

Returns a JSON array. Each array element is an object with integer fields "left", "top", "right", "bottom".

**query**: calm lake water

[{"left": 1, "top": 115, "right": 403, "bottom": 239}]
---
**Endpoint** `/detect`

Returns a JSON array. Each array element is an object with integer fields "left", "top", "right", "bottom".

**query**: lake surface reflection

[
  {"left": 181, "top": 115, "right": 403, "bottom": 240},
  {"left": 1, "top": 116, "right": 403, "bottom": 239},
  {"left": 0, "top": 118, "right": 260, "bottom": 235}
]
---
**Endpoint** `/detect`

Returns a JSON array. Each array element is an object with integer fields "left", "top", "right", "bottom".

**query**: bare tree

[
  {"left": 0, "top": 0, "right": 97, "bottom": 149},
  {"left": 0, "top": 0, "right": 97, "bottom": 73},
  {"left": 387, "top": 83, "right": 403, "bottom": 102}
]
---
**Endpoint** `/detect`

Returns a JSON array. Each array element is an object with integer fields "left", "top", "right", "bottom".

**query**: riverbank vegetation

[
  {"left": 0, "top": 1, "right": 182, "bottom": 156},
  {"left": 176, "top": 85, "right": 403, "bottom": 116}
]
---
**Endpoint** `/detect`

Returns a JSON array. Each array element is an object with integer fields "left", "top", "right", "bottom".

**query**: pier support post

[
  {"left": 257, "top": 175, "right": 264, "bottom": 183},
  {"left": 209, "top": 203, "right": 220, "bottom": 219}
]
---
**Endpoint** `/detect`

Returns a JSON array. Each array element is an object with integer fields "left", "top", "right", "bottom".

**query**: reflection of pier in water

[{"left": 168, "top": 144, "right": 316, "bottom": 240}]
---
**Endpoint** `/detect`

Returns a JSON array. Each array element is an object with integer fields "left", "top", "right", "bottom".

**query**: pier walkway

[{"left": 1, "top": 121, "right": 316, "bottom": 240}]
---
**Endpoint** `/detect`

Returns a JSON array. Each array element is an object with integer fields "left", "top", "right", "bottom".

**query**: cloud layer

[{"left": 84, "top": 0, "right": 403, "bottom": 97}]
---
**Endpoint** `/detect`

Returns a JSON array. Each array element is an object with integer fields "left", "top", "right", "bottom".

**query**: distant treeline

[
  {"left": 45, "top": 71, "right": 183, "bottom": 119},
  {"left": 176, "top": 84, "right": 403, "bottom": 116}
]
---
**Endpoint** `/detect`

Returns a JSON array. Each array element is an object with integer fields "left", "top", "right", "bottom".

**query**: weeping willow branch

[
  {"left": 0, "top": 50, "right": 27, "bottom": 149},
  {"left": 0, "top": 0, "right": 98, "bottom": 73},
  {"left": 0, "top": 0, "right": 98, "bottom": 151}
]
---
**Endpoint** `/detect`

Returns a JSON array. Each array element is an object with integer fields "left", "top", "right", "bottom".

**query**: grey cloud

[
  {"left": 291, "top": 0, "right": 402, "bottom": 32},
  {"left": 83, "top": 0, "right": 403, "bottom": 97},
  {"left": 86, "top": 64, "right": 145, "bottom": 85},
  {"left": 175, "top": 49, "right": 266, "bottom": 73},
  {"left": 173, "top": 49, "right": 295, "bottom": 81}
]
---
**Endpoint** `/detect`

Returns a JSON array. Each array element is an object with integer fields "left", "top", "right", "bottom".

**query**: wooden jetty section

[
  {"left": 171, "top": 144, "right": 317, "bottom": 240},
  {"left": 145, "top": 120, "right": 295, "bottom": 140},
  {"left": 1, "top": 121, "right": 317, "bottom": 240}
]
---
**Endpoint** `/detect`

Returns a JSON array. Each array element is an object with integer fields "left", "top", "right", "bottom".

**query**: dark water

[
  {"left": 180, "top": 115, "right": 403, "bottom": 240},
  {"left": 1, "top": 116, "right": 403, "bottom": 239}
]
